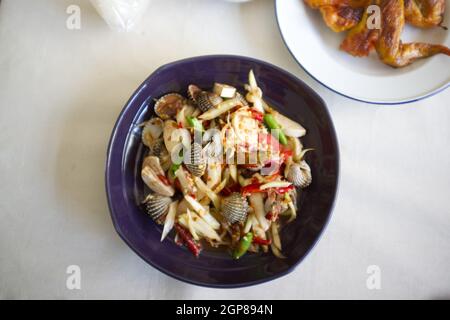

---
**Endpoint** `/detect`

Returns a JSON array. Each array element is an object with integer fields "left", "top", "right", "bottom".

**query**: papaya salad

[{"left": 139, "top": 70, "right": 313, "bottom": 259}]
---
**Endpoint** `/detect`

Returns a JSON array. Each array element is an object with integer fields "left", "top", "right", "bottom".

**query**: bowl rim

[
  {"left": 105, "top": 54, "right": 340, "bottom": 288},
  {"left": 274, "top": 0, "right": 450, "bottom": 105}
]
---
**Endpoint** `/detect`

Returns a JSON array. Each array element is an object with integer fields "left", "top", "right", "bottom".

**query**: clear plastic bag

[{"left": 90, "top": 0, "right": 150, "bottom": 32}]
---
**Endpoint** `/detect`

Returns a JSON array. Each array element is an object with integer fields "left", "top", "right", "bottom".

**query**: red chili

[
  {"left": 280, "top": 148, "right": 293, "bottom": 158},
  {"left": 274, "top": 185, "right": 295, "bottom": 195},
  {"left": 158, "top": 174, "right": 171, "bottom": 186},
  {"left": 253, "top": 236, "right": 272, "bottom": 246},
  {"left": 174, "top": 223, "right": 202, "bottom": 257},
  {"left": 241, "top": 183, "right": 263, "bottom": 196},
  {"left": 249, "top": 109, "right": 264, "bottom": 122},
  {"left": 266, "top": 211, "right": 280, "bottom": 222}
]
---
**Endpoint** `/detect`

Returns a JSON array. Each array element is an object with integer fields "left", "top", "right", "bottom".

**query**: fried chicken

[
  {"left": 376, "top": 0, "right": 450, "bottom": 67},
  {"left": 404, "top": 0, "right": 446, "bottom": 28}
]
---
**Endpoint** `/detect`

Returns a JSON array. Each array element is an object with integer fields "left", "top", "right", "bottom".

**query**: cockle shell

[
  {"left": 287, "top": 160, "right": 312, "bottom": 188},
  {"left": 154, "top": 93, "right": 185, "bottom": 120},
  {"left": 196, "top": 91, "right": 223, "bottom": 113},
  {"left": 141, "top": 156, "right": 175, "bottom": 197},
  {"left": 185, "top": 142, "right": 206, "bottom": 177},
  {"left": 221, "top": 192, "right": 249, "bottom": 224},
  {"left": 148, "top": 138, "right": 165, "bottom": 157},
  {"left": 147, "top": 138, "right": 171, "bottom": 171},
  {"left": 142, "top": 194, "right": 172, "bottom": 222},
  {"left": 235, "top": 92, "right": 249, "bottom": 107},
  {"left": 142, "top": 117, "right": 164, "bottom": 148},
  {"left": 187, "top": 84, "right": 202, "bottom": 104}
]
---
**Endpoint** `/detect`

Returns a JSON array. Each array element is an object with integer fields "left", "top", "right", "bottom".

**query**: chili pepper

[
  {"left": 253, "top": 236, "right": 272, "bottom": 246},
  {"left": 274, "top": 185, "right": 295, "bottom": 195},
  {"left": 186, "top": 116, "right": 204, "bottom": 132},
  {"left": 249, "top": 109, "right": 264, "bottom": 122},
  {"left": 263, "top": 114, "right": 288, "bottom": 145},
  {"left": 158, "top": 174, "right": 171, "bottom": 186},
  {"left": 280, "top": 148, "right": 293, "bottom": 159},
  {"left": 232, "top": 232, "right": 253, "bottom": 259},
  {"left": 241, "top": 183, "right": 263, "bottom": 196},
  {"left": 174, "top": 223, "right": 202, "bottom": 257}
]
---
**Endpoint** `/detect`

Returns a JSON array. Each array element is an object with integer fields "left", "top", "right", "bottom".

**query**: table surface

[{"left": 0, "top": 0, "right": 449, "bottom": 300}]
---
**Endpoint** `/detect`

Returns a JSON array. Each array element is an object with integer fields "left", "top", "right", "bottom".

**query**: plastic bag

[{"left": 90, "top": 0, "right": 150, "bottom": 32}]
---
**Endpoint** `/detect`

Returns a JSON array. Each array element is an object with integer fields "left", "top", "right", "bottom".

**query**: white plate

[{"left": 275, "top": 0, "right": 450, "bottom": 104}]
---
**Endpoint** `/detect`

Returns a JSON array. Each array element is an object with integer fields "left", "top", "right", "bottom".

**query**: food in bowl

[
  {"left": 304, "top": 0, "right": 450, "bottom": 67},
  {"left": 139, "top": 70, "right": 313, "bottom": 259}
]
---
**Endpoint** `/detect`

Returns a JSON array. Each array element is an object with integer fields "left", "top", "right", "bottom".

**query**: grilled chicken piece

[
  {"left": 304, "top": 0, "right": 368, "bottom": 8},
  {"left": 340, "top": 0, "right": 380, "bottom": 56},
  {"left": 404, "top": 0, "right": 446, "bottom": 28},
  {"left": 319, "top": 5, "right": 364, "bottom": 32},
  {"left": 308, "top": 0, "right": 446, "bottom": 31},
  {"left": 376, "top": 0, "right": 450, "bottom": 67}
]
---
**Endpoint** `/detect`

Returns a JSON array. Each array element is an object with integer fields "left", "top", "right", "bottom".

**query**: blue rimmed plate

[{"left": 275, "top": 0, "right": 450, "bottom": 104}]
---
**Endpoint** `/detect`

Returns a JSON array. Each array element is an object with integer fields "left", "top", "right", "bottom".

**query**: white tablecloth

[{"left": 0, "top": 0, "right": 449, "bottom": 299}]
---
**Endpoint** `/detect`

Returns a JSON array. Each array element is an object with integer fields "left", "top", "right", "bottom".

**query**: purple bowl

[{"left": 105, "top": 55, "right": 339, "bottom": 288}]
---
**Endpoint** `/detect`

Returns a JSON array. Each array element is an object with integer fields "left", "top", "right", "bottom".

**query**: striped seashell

[
  {"left": 187, "top": 84, "right": 202, "bottom": 104},
  {"left": 287, "top": 160, "right": 312, "bottom": 188},
  {"left": 221, "top": 192, "right": 249, "bottom": 224},
  {"left": 235, "top": 92, "right": 249, "bottom": 107},
  {"left": 154, "top": 93, "right": 185, "bottom": 120},
  {"left": 185, "top": 142, "right": 206, "bottom": 177},
  {"left": 196, "top": 91, "right": 223, "bottom": 113},
  {"left": 148, "top": 138, "right": 165, "bottom": 157},
  {"left": 143, "top": 194, "right": 172, "bottom": 222}
]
